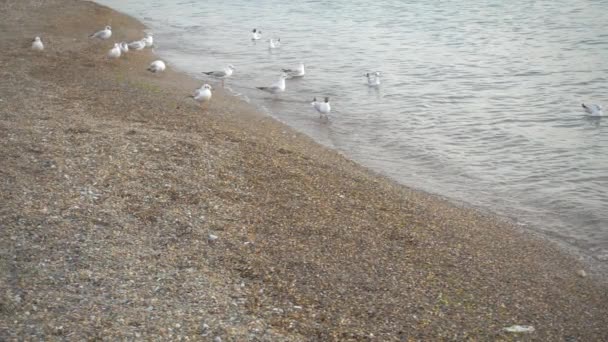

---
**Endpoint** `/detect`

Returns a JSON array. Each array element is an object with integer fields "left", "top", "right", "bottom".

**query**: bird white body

[
  {"left": 366, "top": 72, "right": 381, "bottom": 87},
  {"left": 107, "top": 43, "right": 121, "bottom": 59},
  {"left": 31, "top": 37, "right": 44, "bottom": 51},
  {"left": 268, "top": 38, "right": 281, "bottom": 49},
  {"left": 143, "top": 34, "right": 154, "bottom": 48},
  {"left": 119, "top": 42, "right": 129, "bottom": 54},
  {"left": 128, "top": 40, "right": 146, "bottom": 51},
  {"left": 147, "top": 60, "right": 166, "bottom": 73},
  {"left": 203, "top": 65, "right": 234, "bottom": 78},
  {"left": 257, "top": 75, "right": 287, "bottom": 94},
  {"left": 283, "top": 63, "right": 305, "bottom": 78},
  {"left": 251, "top": 29, "right": 262, "bottom": 40},
  {"left": 90, "top": 26, "right": 112, "bottom": 40},
  {"left": 193, "top": 84, "right": 212, "bottom": 104},
  {"left": 312, "top": 97, "right": 331, "bottom": 117},
  {"left": 582, "top": 103, "right": 603, "bottom": 117}
]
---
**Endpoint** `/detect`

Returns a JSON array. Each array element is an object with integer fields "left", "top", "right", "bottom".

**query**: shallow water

[{"left": 96, "top": 0, "right": 608, "bottom": 262}]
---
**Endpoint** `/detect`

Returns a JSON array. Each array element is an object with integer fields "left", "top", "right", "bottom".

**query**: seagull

[
  {"left": 256, "top": 74, "right": 287, "bottom": 95},
  {"left": 90, "top": 25, "right": 112, "bottom": 40},
  {"left": 190, "top": 84, "right": 212, "bottom": 105},
  {"left": 365, "top": 72, "right": 381, "bottom": 87},
  {"left": 268, "top": 38, "right": 281, "bottom": 49},
  {"left": 202, "top": 64, "right": 235, "bottom": 87},
  {"left": 147, "top": 60, "right": 166, "bottom": 73},
  {"left": 282, "top": 62, "right": 305, "bottom": 78},
  {"left": 119, "top": 42, "right": 129, "bottom": 54},
  {"left": 128, "top": 39, "right": 146, "bottom": 51},
  {"left": 31, "top": 36, "right": 44, "bottom": 51},
  {"left": 143, "top": 33, "right": 154, "bottom": 48},
  {"left": 312, "top": 97, "right": 331, "bottom": 118},
  {"left": 107, "top": 43, "right": 121, "bottom": 59},
  {"left": 582, "top": 103, "right": 603, "bottom": 117},
  {"left": 251, "top": 28, "right": 262, "bottom": 40}
]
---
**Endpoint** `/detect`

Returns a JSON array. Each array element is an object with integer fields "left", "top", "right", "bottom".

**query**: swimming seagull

[
  {"left": 282, "top": 62, "right": 305, "bottom": 78},
  {"left": 119, "top": 42, "right": 129, "bottom": 54},
  {"left": 128, "top": 39, "right": 146, "bottom": 51},
  {"left": 31, "top": 36, "right": 44, "bottom": 51},
  {"left": 202, "top": 64, "right": 235, "bottom": 87},
  {"left": 582, "top": 103, "right": 603, "bottom": 117},
  {"left": 147, "top": 60, "right": 166, "bottom": 73},
  {"left": 268, "top": 38, "right": 281, "bottom": 49},
  {"left": 143, "top": 33, "right": 154, "bottom": 48},
  {"left": 312, "top": 97, "right": 331, "bottom": 118},
  {"left": 107, "top": 43, "right": 121, "bottom": 59},
  {"left": 256, "top": 74, "right": 287, "bottom": 95},
  {"left": 365, "top": 72, "right": 381, "bottom": 87},
  {"left": 190, "top": 84, "right": 213, "bottom": 106},
  {"left": 251, "top": 28, "right": 262, "bottom": 40},
  {"left": 90, "top": 25, "right": 112, "bottom": 40}
]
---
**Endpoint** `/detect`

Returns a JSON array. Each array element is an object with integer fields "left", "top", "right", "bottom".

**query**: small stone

[
  {"left": 208, "top": 234, "right": 219, "bottom": 242},
  {"left": 214, "top": 337, "right": 222, "bottom": 342},
  {"left": 577, "top": 269, "right": 587, "bottom": 278}
]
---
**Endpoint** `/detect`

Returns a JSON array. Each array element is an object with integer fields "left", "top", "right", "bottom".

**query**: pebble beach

[{"left": 1, "top": 0, "right": 607, "bottom": 340}]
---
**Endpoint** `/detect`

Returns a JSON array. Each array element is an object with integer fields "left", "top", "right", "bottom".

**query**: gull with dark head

[
  {"left": 312, "top": 97, "right": 331, "bottom": 119},
  {"left": 90, "top": 25, "right": 112, "bottom": 40},
  {"left": 251, "top": 28, "right": 262, "bottom": 40},
  {"left": 31, "top": 36, "right": 44, "bottom": 51},
  {"left": 582, "top": 103, "right": 603, "bottom": 117}
]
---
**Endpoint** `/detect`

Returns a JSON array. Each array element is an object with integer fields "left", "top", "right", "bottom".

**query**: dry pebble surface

[{"left": 1, "top": 0, "right": 608, "bottom": 340}]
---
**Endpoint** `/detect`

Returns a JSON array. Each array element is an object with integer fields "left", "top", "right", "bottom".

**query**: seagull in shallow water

[
  {"left": 143, "top": 33, "right": 154, "bottom": 48},
  {"left": 202, "top": 64, "right": 235, "bottom": 87},
  {"left": 268, "top": 38, "right": 281, "bottom": 49},
  {"left": 31, "top": 36, "right": 44, "bottom": 51},
  {"left": 107, "top": 43, "right": 121, "bottom": 59},
  {"left": 147, "top": 60, "right": 166, "bottom": 73},
  {"left": 582, "top": 103, "right": 603, "bottom": 117},
  {"left": 190, "top": 84, "right": 212, "bottom": 105},
  {"left": 90, "top": 25, "right": 112, "bottom": 40},
  {"left": 256, "top": 74, "right": 287, "bottom": 95},
  {"left": 251, "top": 28, "right": 262, "bottom": 40},
  {"left": 128, "top": 39, "right": 146, "bottom": 51},
  {"left": 282, "top": 62, "right": 305, "bottom": 78},
  {"left": 365, "top": 72, "right": 381, "bottom": 87},
  {"left": 119, "top": 42, "right": 129, "bottom": 54},
  {"left": 312, "top": 97, "right": 331, "bottom": 118}
]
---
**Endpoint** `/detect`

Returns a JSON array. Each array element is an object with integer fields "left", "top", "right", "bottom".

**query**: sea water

[{"left": 96, "top": 0, "right": 608, "bottom": 264}]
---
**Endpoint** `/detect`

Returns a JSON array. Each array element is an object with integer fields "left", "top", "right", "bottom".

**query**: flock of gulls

[{"left": 30, "top": 25, "right": 604, "bottom": 119}]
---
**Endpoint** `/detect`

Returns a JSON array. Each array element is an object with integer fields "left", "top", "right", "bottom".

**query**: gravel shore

[{"left": 1, "top": 0, "right": 607, "bottom": 340}]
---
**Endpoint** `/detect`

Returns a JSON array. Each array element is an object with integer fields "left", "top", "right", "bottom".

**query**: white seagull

[
  {"left": 119, "top": 42, "right": 129, "bottom": 54},
  {"left": 256, "top": 74, "right": 287, "bottom": 95},
  {"left": 128, "top": 39, "right": 146, "bottom": 51},
  {"left": 251, "top": 28, "right": 262, "bottom": 40},
  {"left": 147, "top": 60, "right": 166, "bottom": 73},
  {"left": 582, "top": 103, "right": 603, "bottom": 117},
  {"left": 191, "top": 84, "right": 213, "bottom": 105},
  {"left": 282, "top": 63, "right": 305, "bottom": 78},
  {"left": 312, "top": 97, "right": 331, "bottom": 118},
  {"left": 365, "top": 72, "right": 381, "bottom": 87},
  {"left": 268, "top": 38, "right": 281, "bottom": 49},
  {"left": 107, "top": 43, "right": 121, "bottom": 59},
  {"left": 202, "top": 64, "right": 235, "bottom": 87},
  {"left": 31, "top": 36, "right": 44, "bottom": 51},
  {"left": 90, "top": 25, "right": 112, "bottom": 40},
  {"left": 143, "top": 33, "right": 154, "bottom": 48}
]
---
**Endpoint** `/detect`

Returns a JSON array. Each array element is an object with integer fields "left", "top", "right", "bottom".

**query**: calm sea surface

[{"left": 96, "top": 0, "right": 608, "bottom": 263}]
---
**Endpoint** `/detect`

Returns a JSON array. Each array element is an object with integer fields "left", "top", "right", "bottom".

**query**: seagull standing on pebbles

[
  {"left": 107, "top": 43, "right": 121, "bottom": 59},
  {"left": 256, "top": 74, "right": 287, "bottom": 95},
  {"left": 282, "top": 63, "right": 305, "bottom": 78},
  {"left": 31, "top": 36, "right": 44, "bottom": 51},
  {"left": 312, "top": 97, "right": 331, "bottom": 118},
  {"left": 119, "top": 42, "right": 129, "bottom": 54},
  {"left": 90, "top": 25, "right": 112, "bottom": 40},
  {"left": 251, "top": 28, "right": 262, "bottom": 40},
  {"left": 128, "top": 39, "right": 146, "bottom": 51},
  {"left": 143, "top": 33, "right": 154, "bottom": 48},
  {"left": 190, "top": 84, "right": 213, "bottom": 106},
  {"left": 147, "top": 60, "right": 166, "bottom": 73},
  {"left": 582, "top": 103, "right": 603, "bottom": 117}
]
